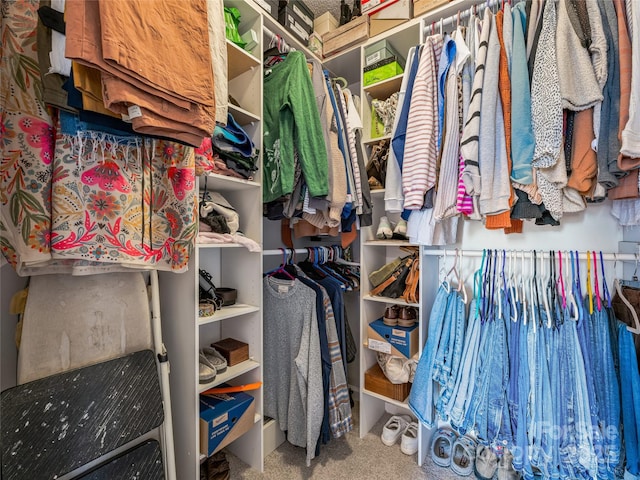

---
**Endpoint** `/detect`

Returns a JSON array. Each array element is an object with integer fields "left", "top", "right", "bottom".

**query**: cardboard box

[
  {"left": 364, "top": 363, "right": 411, "bottom": 401},
  {"left": 363, "top": 59, "right": 404, "bottom": 86},
  {"left": 370, "top": 0, "right": 412, "bottom": 19},
  {"left": 364, "top": 39, "right": 405, "bottom": 68},
  {"left": 367, "top": 318, "right": 418, "bottom": 359},
  {"left": 413, "top": 0, "right": 450, "bottom": 18},
  {"left": 369, "top": 18, "right": 407, "bottom": 37},
  {"left": 323, "top": 15, "right": 369, "bottom": 57},
  {"left": 308, "top": 32, "right": 323, "bottom": 56},
  {"left": 313, "top": 11, "right": 339, "bottom": 36},
  {"left": 362, "top": 0, "right": 399, "bottom": 15},
  {"left": 200, "top": 389, "right": 256, "bottom": 456},
  {"left": 211, "top": 338, "right": 249, "bottom": 366}
]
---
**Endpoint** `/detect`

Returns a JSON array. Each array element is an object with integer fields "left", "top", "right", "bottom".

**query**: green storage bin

[{"left": 363, "top": 60, "right": 404, "bottom": 86}]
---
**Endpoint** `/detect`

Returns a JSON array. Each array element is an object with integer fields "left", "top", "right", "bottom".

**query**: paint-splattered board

[{"left": 1, "top": 350, "right": 163, "bottom": 480}]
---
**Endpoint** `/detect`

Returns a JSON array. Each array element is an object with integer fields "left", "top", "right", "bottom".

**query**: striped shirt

[{"left": 402, "top": 34, "right": 443, "bottom": 210}]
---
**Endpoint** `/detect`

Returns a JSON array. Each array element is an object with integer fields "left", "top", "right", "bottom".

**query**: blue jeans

[
  {"left": 619, "top": 322, "right": 640, "bottom": 476},
  {"left": 435, "top": 291, "right": 467, "bottom": 416},
  {"left": 409, "top": 284, "right": 450, "bottom": 427},
  {"left": 446, "top": 298, "right": 482, "bottom": 428}
]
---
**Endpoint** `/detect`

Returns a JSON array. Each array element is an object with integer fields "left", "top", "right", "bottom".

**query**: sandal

[
  {"left": 202, "top": 346, "right": 228, "bottom": 374},
  {"left": 199, "top": 354, "right": 217, "bottom": 384}
]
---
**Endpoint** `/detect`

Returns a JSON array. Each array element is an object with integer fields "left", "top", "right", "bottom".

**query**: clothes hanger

[
  {"left": 539, "top": 251, "right": 551, "bottom": 328},
  {"left": 457, "top": 250, "right": 468, "bottom": 304},
  {"left": 265, "top": 248, "right": 295, "bottom": 280},
  {"left": 587, "top": 250, "right": 593, "bottom": 315},
  {"left": 600, "top": 251, "right": 612, "bottom": 309},
  {"left": 566, "top": 251, "right": 579, "bottom": 321},
  {"left": 508, "top": 251, "right": 518, "bottom": 322},
  {"left": 529, "top": 251, "right": 537, "bottom": 331},
  {"left": 520, "top": 250, "right": 528, "bottom": 325},
  {"left": 474, "top": 250, "right": 487, "bottom": 319},
  {"left": 592, "top": 251, "right": 602, "bottom": 312},
  {"left": 445, "top": 248, "right": 462, "bottom": 292},
  {"left": 612, "top": 253, "right": 640, "bottom": 333},
  {"left": 440, "top": 250, "right": 450, "bottom": 292}
]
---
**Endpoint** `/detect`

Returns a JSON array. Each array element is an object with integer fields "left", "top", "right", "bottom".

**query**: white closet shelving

[{"left": 158, "top": 1, "right": 265, "bottom": 478}]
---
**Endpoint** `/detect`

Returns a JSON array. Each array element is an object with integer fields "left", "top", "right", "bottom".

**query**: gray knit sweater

[{"left": 263, "top": 276, "right": 323, "bottom": 466}]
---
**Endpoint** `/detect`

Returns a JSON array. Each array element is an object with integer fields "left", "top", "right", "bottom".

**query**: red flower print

[
  {"left": 88, "top": 191, "right": 118, "bottom": 219},
  {"left": 18, "top": 116, "right": 54, "bottom": 165},
  {"left": 81, "top": 160, "right": 131, "bottom": 193},
  {"left": 168, "top": 167, "right": 195, "bottom": 201}
]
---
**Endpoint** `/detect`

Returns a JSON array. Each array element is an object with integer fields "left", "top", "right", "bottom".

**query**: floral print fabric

[{"left": 1, "top": 0, "right": 197, "bottom": 274}]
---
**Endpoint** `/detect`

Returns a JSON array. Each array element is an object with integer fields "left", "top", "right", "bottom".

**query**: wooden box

[
  {"left": 211, "top": 338, "right": 249, "bottom": 366},
  {"left": 322, "top": 15, "right": 369, "bottom": 57},
  {"left": 364, "top": 363, "right": 411, "bottom": 402},
  {"left": 413, "top": 0, "right": 450, "bottom": 18}
]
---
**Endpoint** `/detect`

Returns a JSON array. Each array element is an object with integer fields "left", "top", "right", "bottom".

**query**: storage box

[
  {"left": 364, "top": 363, "right": 411, "bottom": 401},
  {"left": 279, "top": 3, "right": 314, "bottom": 44},
  {"left": 211, "top": 338, "right": 249, "bottom": 366},
  {"left": 370, "top": 0, "right": 412, "bottom": 19},
  {"left": 413, "top": 0, "right": 450, "bottom": 17},
  {"left": 313, "top": 11, "right": 339, "bottom": 36},
  {"left": 369, "top": 18, "right": 407, "bottom": 37},
  {"left": 367, "top": 318, "right": 418, "bottom": 359},
  {"left": 199, "top": 389, "right": 256, "bottom": 456},
  {"left": 308, "top": 32, "right": 323, "bottom": 56},
  {"left": 323, "top": 14, "right": 369, "bottom": 57},
  {"left": 363, "top": 59, "right": 404, "bottom": 86},
  {"left": 362, "top": 0, "right": 398, "bottom": 15},
  {"left": 364, "top": 39, "right": 405, "bottom": 68},
  {"left": 254, "top": 0, "right": 283, "bottom": 18}
]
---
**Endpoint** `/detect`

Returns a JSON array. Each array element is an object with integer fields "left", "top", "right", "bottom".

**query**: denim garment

[
  {"left": 59, "top": 109, "right": 139, "bottom": 139},
  {"left": 446, "top": 298, "right": 483, "bottom": 428},
  {"left": 507, "top": 301, "right": 522, "bottom": 445},
  {"left": 619, "top": 323, "right": 640, "bottom": 476},
  {"left": 212, "top": 113, "right": 255, "bottom": 158},
  {"left": 409, "top": 284, "right": 451, "bottom": 427},
  {"left": 435, "top": 291, "right": 467, "bottom": 417},
  {"left": 590, "top": 302, "right": 621, "bottom": 477},
  {"left": 529, "top": 310, "right": 554, "bottom": 478},
  {"left": 432, "top": 292, "right": 454, "bottom": 388},
  {"left": 513, "top": 312, "right": 532, "bottom": 474}
]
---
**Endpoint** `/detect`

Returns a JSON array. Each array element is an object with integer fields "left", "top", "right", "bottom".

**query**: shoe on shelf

[
  {"left": 383, "top": 305, "right": 400, "bottom": 326},
  {"left": 497, "top": 448, "right": 519, "bottom": 480},
  {"left": 400, "top": 421, "right": 419, "bottom": 455},
  {"left": 199, "top": 354, "right": 217, "bottom": 384},
  {"left": 392, "top": 219, "right": 408, "bottom": 240},
  {"left": 474, "top": 445, "right": 499, "bottom": 480},
  {"left": 450, "top": 435, "right": 477, "bottom": 476},
  {"left": 430, "top": 427, "right": 458, "bottom": 467},
  {"left": 376, "top": 216, "right": 393, "bottom": 240},
  {"left": 398, "top": 306, "right": 417, "bottom": 327},
  {"left": 381, "top": 415, "right": 412, "bottom": 446},
  {"left": 202, "top": 346, "right": 228, "bottom": 374}
]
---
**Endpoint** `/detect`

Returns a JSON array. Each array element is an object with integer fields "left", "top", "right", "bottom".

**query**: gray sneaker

[
  {"left": 202, "top": 347, "right": 228, "bottom": 374},
  {"left": 199, "top": 354, "right": 217, "bottom": 384}
]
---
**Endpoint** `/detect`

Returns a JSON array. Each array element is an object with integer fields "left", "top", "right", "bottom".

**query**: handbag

[
  {"left": 368, "top": 256, "right": 402, "bottom": 288},
  {"left": 366, "top": 139, "right": 389, "bottom": 187},
  {"left": 402, "top": 257, "right": 420, "bottom": 304},
  {"left": 370, "top": 103, "right": 385, "bottom": 139},
  {"left": 370, "top": 254, "right": 415, "bottom": 298}
]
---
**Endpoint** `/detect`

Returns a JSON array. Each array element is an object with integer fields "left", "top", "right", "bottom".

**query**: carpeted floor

[{"left": 226, "top": 403, "right": 462, "bottom": 479}]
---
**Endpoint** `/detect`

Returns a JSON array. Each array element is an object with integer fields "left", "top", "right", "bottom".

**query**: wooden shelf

[
  {"left": 363, "top": 295, "right": 420, "bottom": 308},
  {"left": 229, "top": 104, "right": 260, "bottom": 126},
  {"left": 198, "top": 359, "right": 261, "bottom": 393},
  {"left": 362, "top": 388, "right": 409, "bottom": 409},
  {"left": 363, "top": 134, "right": 392, "bottom": 145},
  {"left": 227, "top": 40, "right": 260, "bottom": 81},
  {"left": 198, "top": 304, "right": 260, "bottom": 326},
  {"left": 363, "top": 240, "right": 416, "bottom": 247},
  {"left": 364, "top": 74, "right": 403, "bottom": 100},
  {"left": 198, "top": 173, "right": 260, "bottom": 191}
]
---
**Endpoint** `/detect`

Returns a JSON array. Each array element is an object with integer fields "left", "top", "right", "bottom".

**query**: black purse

[{"left": 199, "top": 269, "right": 223, "bottom": 310}]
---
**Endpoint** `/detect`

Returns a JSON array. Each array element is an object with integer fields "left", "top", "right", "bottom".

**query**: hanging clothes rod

[
  {"left": 263, "top": 26, "right": 293, "bottom": 53},
  {"left": 422, "top": 249, "right": 639, "bottom": 262},
  {"left": 263, "top": 248, "right": 308, "bottom": 256},
  {"left": 421, "top": 0, "right": 510, "bottom": 33}
]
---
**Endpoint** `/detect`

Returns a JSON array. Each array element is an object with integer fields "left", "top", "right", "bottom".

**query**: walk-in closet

[{"left": 2, "top": 0, "right": 640, "bottom": 479}]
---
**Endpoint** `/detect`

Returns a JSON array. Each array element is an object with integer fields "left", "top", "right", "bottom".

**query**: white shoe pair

[
  {"left": 376, "top": 216, "right": 408, "bottom": 240},
  {"left": 380, "top": 415, "right": 418, "bottom": 455}
]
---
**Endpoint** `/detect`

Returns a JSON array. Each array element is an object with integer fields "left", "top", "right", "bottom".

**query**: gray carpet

[{"left": 226, "top": 403, "right": 462, "bottom": 479}]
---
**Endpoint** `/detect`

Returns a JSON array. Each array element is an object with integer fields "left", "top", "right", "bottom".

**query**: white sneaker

[
  {"left": 381, "top": 415, "right": 411, "bottom": 446},
  {"left": 400, "top": 421, "right": 418, "bottom": 455},
  {"left": 376, "top": 216, "right": 393, "bottom": 240}
]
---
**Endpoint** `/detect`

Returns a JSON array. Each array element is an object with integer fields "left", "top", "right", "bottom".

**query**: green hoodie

[{"left": 263, "top": 51, "right": 329, "bottom": 203}]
